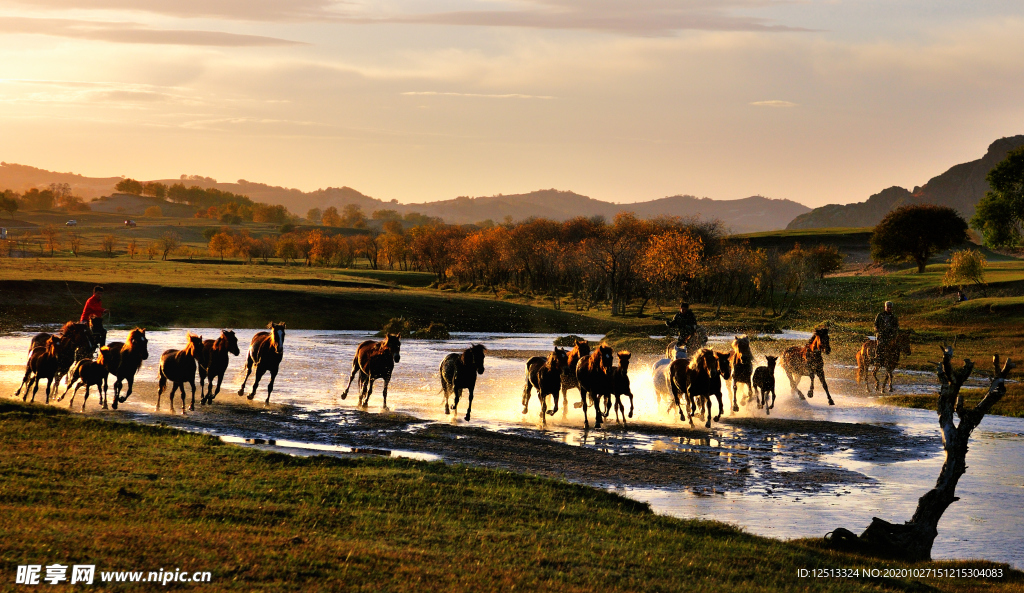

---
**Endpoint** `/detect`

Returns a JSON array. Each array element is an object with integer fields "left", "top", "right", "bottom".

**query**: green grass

[
  {"left": 0, "top": 401, "right": 1019, "bottom": 592},
  {"left": 881, "top": 383, "right": 1024, "bottom": 419}
]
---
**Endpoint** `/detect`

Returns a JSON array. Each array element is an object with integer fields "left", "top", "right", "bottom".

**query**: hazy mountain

[
  {"left": 1, "top": 166, "right": 810, "bottom": 233},
  {"left": 787, "top": 135, "right": 1024, "bottom": 230}
]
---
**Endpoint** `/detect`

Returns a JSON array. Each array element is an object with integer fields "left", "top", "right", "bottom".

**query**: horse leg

[
  {"left": 380, "top": 376, "right": 390, "bottom": 411},
  {"left": 769, "top": 385, "right": 777, "bottom": 411},
  {"left": 264, "top": 368, "right": 278, "bottom": 405},
  {"left": 157, "top": 372, "right": 166, "bottom": 411},
  {"left": 341, "top": 357, "right": 360, "bottom": 400},
  {"left": 214, "top": 372, "right": 224, "bottom": 399},
  {"left": 81, "top": 384, "right": 91, "bottom": 413},
  {"left": 197, "top": 367, "right": 207, "bottom": 404},
  {"left": 168, "top": 382, "right": 177, "bottom": 413},
  {"left": 68, "top": 382, "right": 81, "bottom": 408},
  {"left": 628, "top": 393, "right": 634, "bottom": 418},
  {"left": 592, "top": 392, "right": 603, "bottom": 429},
  {"left": 539, "top": 389, "right": 547, "bottom": 426},
  {"left": 248, "top": 368, "right": 266, "bottom": 401},
  {"left": 818, "top": 370, "right": 835, "bottom": 405},
  {"left": 188, "top": 378, "right": 196, "bottom": 412},
  {"left": 559, "top": 385, "right": 566, "bottom": 417},
  {"left": 521, "top": 379, "right": 532, "bottom": 414},
  {"left": 714, "top": 391, "right": 724, "bottom": 422},
  {"left": 452, "top": 387, "right": 461, "bottom": 418},
  {"left": 787, "top": 371, "right": 805, "bottom": 400},
  {"left": 237, "top": 355, "right": 254, "bottom": 396},
  {"left": 731, "top": 381, "right": 740, "bottom": 413},
  {"left": 579, "top": 387, "right": 590, "bottom": 429},
  {"left": 464, "top": 385, "right": 474, "bottom": 422},
  {"left": 122, "top": 376, "right": 134, "bottom": 403}
]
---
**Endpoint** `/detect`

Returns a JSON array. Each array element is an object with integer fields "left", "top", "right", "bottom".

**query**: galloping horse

[
  {"left": 653, "top": 339, "right": 687, "bottom": 412},
  {"left": 15, "top": 335, "right": 63, "bottom": 403},
  {"left": 524, "top": 339, "right": 589, "bottom": 417},
  {"left": 158, "top": 332, "right": 203, "bottom": 413},
  {"left": 30, "top": 321, "right": 94, "bottom": 388},
  {"left": 752, "top": 355, "right": 778, "bottom": 414},
  {"left": 341, "top": 333, "right": 401, "bottom": 410},
  {"left": 98, "top": 328, "right": 149, "bottom": 409},
  {"left": 729, "top": 336, "right": 754, "bottom": 412},
  {"left": 60, "top": 358, "right": 109, "bottom": 411},
  {"left": 781, "top": 325, "right": 834, "bottom": 405},
  {"left": 857, "top": 330, "right": 912, "bottom": 393},
  {"left": 710, "top": 351, "right": 732, "bottom": 422},
  {"left": 238, "top": 322, "right": 287, "bottom": 405},
  {"left": 575, "top": 344, "right": 614, "bottom": 429},
  {"left": 672, "top": 348, "right": 720, "bottom": 428},
  {"left": 522, "top": 347, "right": 569, "bottom": 425},
  {"left": 439, "top": 344, "right": 486, "bottom": 421},
  {"left": 198, "top": 330, "right": 240, "bottom": 405},
  {"left": 609, "top": 351, "right": 633, "bottom": 425}
]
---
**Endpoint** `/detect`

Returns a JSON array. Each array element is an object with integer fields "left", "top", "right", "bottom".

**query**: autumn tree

[
  {"left": 101, "top": 235, "right": 119, "bottom": 257},
  {"left": 142, "top": 182, "right": 167, "bottom": 198},
  {"left": 357, "top": 233, "right": 381, "bottom": 269},
  {"left": 321, "top": 206, "right": 342, "bottom": 227},
  {"left": 806, "top": 244, "right": 844, "bottom": 279},
  {"left": 67, "top": 230, "right": 83, "bottom": 257},
  {"left": 209, "top": 232, "right": 233, "bottom": 261},
  {"left": 0, "top": 190, "right": 17, "bottom": 218},
  {"left": 943, "top": 249, "right": 987, "bottom": 292},
  {"left": 126, "top": 238, "right": 139, "bottom": 259},
  {"left": 342, "top": 204, "right": 367, "bottom": 228},
  {"left": 639, "top": 230, "right": 704, "bottom": 306},
  {"left": 115, "top": 178, "right": 144, "bottom": 195},
  {"left": 40, "top": 225, "right": 61, "bottom": 256},
  {"left": 306, "top": 208, "right": 322, "bottom": 224},
  {"left": 871, "top": 205, "right": 969, "bottom": 272},
  {"left": 158, "top": 231, "right": 180, "bottom": 260},
  {"left": 20, "top": 188, "right": 54, "bottom": 210}
]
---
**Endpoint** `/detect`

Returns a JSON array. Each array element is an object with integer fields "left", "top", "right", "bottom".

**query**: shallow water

[{"left": 3, "top": 327, "right": 1022, "bottom": 568}]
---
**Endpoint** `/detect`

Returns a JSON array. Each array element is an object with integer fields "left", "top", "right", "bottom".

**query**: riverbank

[{"left": 1, "top": 400, "right": 1019, "bottom": 592}]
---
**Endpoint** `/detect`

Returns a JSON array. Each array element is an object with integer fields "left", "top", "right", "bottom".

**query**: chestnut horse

[
  {"left": 59, "top": 358, "right": 109, "bottom": 411},
  {"left": 439, "top": 344, "right": 486, "bottom": 421},
  {"left": 781, "top": 326, "right": 834, "bottom": 405},
  {"left": 522, "top": 347, "right": 569, "bottom": 425},
  {"left": 238, "top": 322, "right": 287, "bottom": 405},
  {"left": 672, "top": 348, "right": 720, "bottom": 428},
  {"left": 857, "top": 330, "right": 912, "bottom": 393},
  {"left": 15, "top": 335, "right": 63, "bottom": 403},
  {"left": 524, "top": 339, "right": 589, "bottom": 417},
  {"left": 198, "top": 330, "right": 240, "bottom": 405},
  {"left": 729, "top": 336, "right": 754, "bottom": 412},
  {"left": 342, "top": 333, "right": 401, "bottom": 410},
  {"left": 575, "top": 344, "right": 614, "bottom": 429},
  {"left": 30, "top": 321, "right": 94, "bottom": 388},
  {"left": 98, "top": 328, "right": 149, "bottom": 409},
  {"left": 158, "top": 332, "right": 203, "bottom": 413}
]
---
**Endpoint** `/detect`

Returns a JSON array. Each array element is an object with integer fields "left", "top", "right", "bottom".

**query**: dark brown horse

[
  {"left": 781, "top": 325, "right": 834, "bottom": 405},
  {"left": 752, "top": 355, "right": 778, "bottom": 414},
  {"left": 525, "top": 339, "right": 589, "bottom": 417},
  {"left": 439, "top": 344, "right": 486, "bottom": 421},
  {"left": 59, "top": 358, "right": 109, "bottom": 411},
  {"left": 575, "top": 344, "right": 614, "bottom": 429},
  {"left": 198, "top": 330, "right": 240, "bottom": 405},
  {"left": 86, "top": 315, "right": 106, "bottom": 350},
  {"left": 667, "top": 357, "right": 690, "bottom": 422},
  {"left": 858, "top": 330, "right": 913, "bottom": 393},
  {"left": 678, "top": 348, "right": 720, "bottom": 428},
  {"left": 98, "top": 328, "right": 149, "bottom": 409},
  {"left": 341, "top": 333, "right": 401, "bottom": 410},
  {"left": 158, "top": 332, "right": 203, "bottom": 413},
  {"left": 238, "top": 322, "right": 287, "bottom": 405},
  {"left": 609, "top": 351, "right": 633, "bottom": 425},
  {"left": 709, "top": 351, "right": 733, "bottom": 422},
  {"left": 30, "top": 321, "right": 94, "bottom": 388},
  {"left": 15, "top": 335, "right": 63, "bottom": 403},
  {"left": 729, "top": 335, "right": 754, "bottom": 412},
  {"left": 522, "top": 347, "right": 568, "bottom": 425}
]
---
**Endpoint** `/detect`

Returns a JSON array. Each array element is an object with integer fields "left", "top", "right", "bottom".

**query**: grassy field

[{"left": 1, "top": 400, "right": 1019, "bottom": 592}]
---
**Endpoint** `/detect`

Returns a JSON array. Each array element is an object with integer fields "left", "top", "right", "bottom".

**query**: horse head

[
  {"left": 466, "top": 343, "right": 486, "bottom": 375},
  {"left": 88, "top": 316, "right": 106, "bottom": 347},
  {"left": 223, "top": 330, "right": 240, "bottom": 356},
  {"left": 813, "top": 326, "right": 832, "bottom": 355},
  {"left": 45, "top": 335, "right": 62, "bottom": 358},
  {"left": 617, "top": 351, "right": 631, "bottom": 373},
  {"left": 184, "top": 332, "right": 203, "bottom": 357},
  {"left": 597, "top": 344, "right": 614, "bottom": 372},
  {"left": 62, "top": 321, "right": 94, "bottom": 352},
  {"left": 690, "top": 348, "right": 719, "bottom": 376},
  {"left": 764, "top": 355, "right": 778, "bottom": 371},
  {"left": 667, "top": 339, "right": 687, "bottom": 361},
  {"left": 731, "top": 335, "right": 752, "bottom": 365},
  {"left": 268, "top": 322, "right": 286, "bottom": 355},
  {"left": 385, "top": 333, "right": 401, "bottom": 363},
  {"left": 715, "top": 351, "right": 732, "bottom": 380},
  {"left": 128, "top": 328, "right": 149, "bottom": 360},
  {"left": 549, "top": 347, "right": 569, "bottom": 370}
]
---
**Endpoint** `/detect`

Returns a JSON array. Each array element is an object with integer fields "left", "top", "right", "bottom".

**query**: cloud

[
  {"left": 0, "top": 0, "right": 348, "bottom": 21},
  {"left": 750, "top": 100, "right": 797, "bottom": 107},
  {"left": 0, "top": 16, "right": 305, "bottom": 46},
  {"left": 0, "top": 79, "right": 201, "bottom": 105},
  {"left": 401, "top": 91, "right": 555, "bottom": 99}
]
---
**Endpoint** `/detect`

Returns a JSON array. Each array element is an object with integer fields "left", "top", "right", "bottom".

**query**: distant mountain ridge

[
  {"left": 787, "top": 135, "right": 1024, "bottom": 230},
  {"left": 0, "top": 165, "right": 810, "bottom": 233}
]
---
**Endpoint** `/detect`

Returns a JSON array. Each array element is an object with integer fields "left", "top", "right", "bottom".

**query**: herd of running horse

[{"left": 12, "top": 319, "right": 911, "bottom": 428}]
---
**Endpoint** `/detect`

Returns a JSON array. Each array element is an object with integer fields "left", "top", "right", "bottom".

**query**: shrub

[
  {"left": 144, "top": 206, "right": 163, "bottom": 218},
  {"left": 943, "top": 249, "right": 987, "bottom": 290}
]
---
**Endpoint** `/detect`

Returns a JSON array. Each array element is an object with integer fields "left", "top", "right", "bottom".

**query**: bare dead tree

[{"left": 826, "top": 344, "right": 1015, "bottom": 561}]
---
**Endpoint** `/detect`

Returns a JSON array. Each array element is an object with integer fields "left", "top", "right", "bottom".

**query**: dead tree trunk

[{"left": 826, "top": 346, "right": 1015, "bottom": 561}]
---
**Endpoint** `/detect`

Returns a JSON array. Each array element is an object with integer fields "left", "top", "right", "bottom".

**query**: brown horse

[
  {"left": 59, "top": 358, "right": 109, "bottom": 411},
  {"left": 781, "top": 325, "right": 834, "bottom": 405},
  {"left": 522, "top": 347, "right": 569, "bottom": 425},
  {"left": 158, "top": 332, "right": 203, "bottom": 413},
  {"left": 15, "top": 335, "right": 63, "bottom": 403},
  {"left": 198, "top": 330, "right": 241, "bottom": 405},
  {"left": 439, "top": 344, "right": 486, "bottom": 421},
  {"left": 238, "top": 322, "right": 287, "bottom": 405},
  {"left": 857, "top": 330, "right": 912, "bottom": 393},
  {"left": 524, "top": 339, "right": 589, "bottom": 417},
  {"left": 98, "top": 328, "right": 149, "bottom": 409},
  {"left": 752, "top": 355, "right": 778, "bottom": 414},
  {"left": 86, "top": 315, "right": 106, "bottom": 350},
  {"left": 342, "top": 333, "right": 401, "bottom": 410},
  {"left": 710, "top": 351, "right": 733, "bottom": 421},
  {"left": 729, "top": 335, "right": 754, "bottom": 412},
  {"left": 30, "top": 321, "right": 94, "bottom": 388},
  {"left": 609, "top": 351, "right": 633, "bottom": 425},
  {"left": 575, "top": 344, "right": 614, "bottom": 429},
  {"left": 667, "top": 357, "right": 690, "bottom": 422},
  {"left": 679, "top": 348, "right": 721, "bottom": 428}
]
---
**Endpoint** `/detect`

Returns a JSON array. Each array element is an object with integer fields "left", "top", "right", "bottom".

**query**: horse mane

[
  {"left": 688, "top": 348, "right": 714, "bottom": 373},
  {"left": 546, "top": 348, "right": 565, "bottom": 369},
  {"left": 183, "top": 332, "right": 200, "bottom": 356},
  {"left": 60, "top": 320, "right": 77, "bottom": 335},
  {"left": 46, "top": 336, "right": 61, "bottom": 357},
  {"left": 460, "top": 344, "right": 486, "bottom": 366},
  {"left": 127, "top": 328, "right": 145, "bottom": 343}
]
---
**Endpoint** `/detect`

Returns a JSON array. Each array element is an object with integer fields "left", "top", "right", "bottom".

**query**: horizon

[{"left": 2, "top": 1, "right": 1023, "bottom": 207}]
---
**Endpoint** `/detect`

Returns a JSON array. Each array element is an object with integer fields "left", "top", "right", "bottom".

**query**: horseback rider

[
  {"left": 80, "top": 285, "right": 107, "bottom": 322},
  {"left": 874, "top": 301, "right": 899, "bottom": 359},
  {"left": 666, "top": 302, "right": 698, "bottom": 348}
]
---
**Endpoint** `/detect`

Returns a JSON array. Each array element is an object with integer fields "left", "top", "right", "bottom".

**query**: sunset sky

[{"left": 1, "top": 0, "right": 1023, "bottom": 206}]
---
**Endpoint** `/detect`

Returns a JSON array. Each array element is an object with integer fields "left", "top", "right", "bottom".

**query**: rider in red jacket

[{"left": 80, "top": 286, "right": 107, "bottom": 322}]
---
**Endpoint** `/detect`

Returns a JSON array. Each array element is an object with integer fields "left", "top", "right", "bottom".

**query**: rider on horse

[
  {"left": 666, "top": 302, "right": 698, "bottom": 350},
  {"left": 80, "top": 285, "right": 107, "bottom": 322},
  {"left": 874, "top": 301, "right": 899, "bottom": 360}
]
